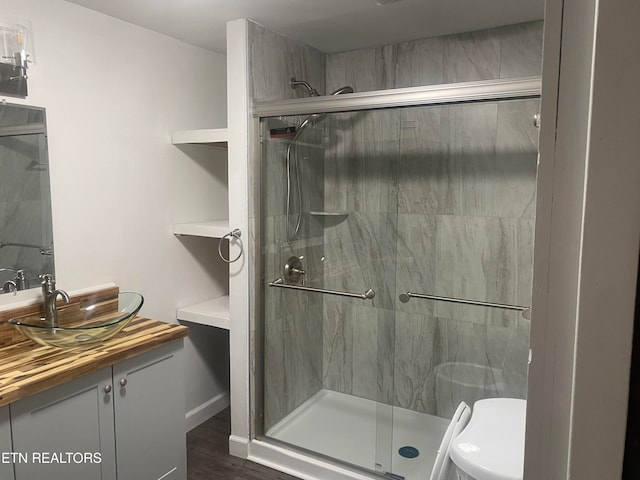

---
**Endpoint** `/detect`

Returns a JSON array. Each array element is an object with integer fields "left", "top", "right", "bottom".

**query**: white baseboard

[
  {"left": 229, "top": 435, "right": 250, "bottom": 458},
  {"left": 185, "top": 391, "right": 230, "bottom": 432}
]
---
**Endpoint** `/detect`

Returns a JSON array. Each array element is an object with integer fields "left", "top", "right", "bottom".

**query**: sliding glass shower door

[
  {"left": 259, "top": 107, "right": 399, "bottom": 474},
  {"left": 258, "top": 92, "right": 538, "bottom": 479}
]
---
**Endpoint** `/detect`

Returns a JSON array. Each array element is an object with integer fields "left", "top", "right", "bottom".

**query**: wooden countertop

[{"left": 0, "top": 317, "right": 188, "bottom": 407}]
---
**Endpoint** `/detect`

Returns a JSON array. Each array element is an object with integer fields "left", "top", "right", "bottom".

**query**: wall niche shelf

[
  {"left": 177, "top": 296, "right": 230, "bottom": 330},
  {"left": 172, "top": 219, "right": 230, "bottom": 238},
  {"left": 171, "top": 128, "right": 228, "bottom": 148},
  {"left": 171, "top": 127, "right": 231, "bottom": 332},
  {"left": 309, "top": 211, "right": 349, "bottom": 227}
]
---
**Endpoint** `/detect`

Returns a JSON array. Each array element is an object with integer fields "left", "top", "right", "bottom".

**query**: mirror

[{"left": 0, "top": 102, "right": 54, "bottom": 294}]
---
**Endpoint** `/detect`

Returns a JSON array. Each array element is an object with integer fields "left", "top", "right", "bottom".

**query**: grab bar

[
  {"left": 399, "top": 292, "right": 530, "bottom": 318},
  {"left": 269, "top": 278, "right": 375, "bottom": 301}
]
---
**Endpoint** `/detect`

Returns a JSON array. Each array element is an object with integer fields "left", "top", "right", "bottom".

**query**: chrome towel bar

[
  {"left": 269, "top": 278, "right": 375, "bottom": 301},
  {"left": 399, "top": 292, "right": 530, "bottom": 318}
]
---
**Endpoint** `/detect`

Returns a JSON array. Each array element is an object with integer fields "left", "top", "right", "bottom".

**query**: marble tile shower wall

[
  {"left": 322, "top": 109, "right": 400, "bottom": 404},
  {"left": 326, "top": 21, "right": 542, "bottom": 93},
  {"left": 322, "top": 21, "right": 542, "bottom": 417},
  {"left": 248, "top": 22, "right": 326, "bottom": 101},
  {"left": 246, "top": 21, "right": 328, "bottom": 430}
]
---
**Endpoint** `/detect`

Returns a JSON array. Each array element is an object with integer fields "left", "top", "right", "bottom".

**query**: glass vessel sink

[{"left": 9, "top": 292, "right": 144, "bottom": 349}]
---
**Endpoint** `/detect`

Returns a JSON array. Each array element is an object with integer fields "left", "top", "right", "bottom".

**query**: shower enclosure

[{"left": 254, "top": 78, "right": 540, "bottom": 480}]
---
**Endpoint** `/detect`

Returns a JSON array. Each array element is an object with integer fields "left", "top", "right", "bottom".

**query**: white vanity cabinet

[
  {"left": 9, "top": 340, "right": 185, "bottom": 480},
  {"left": 0, "top": 406, "right": 15, "bottom": 480},
  {"left": 10, "top": 367, "right": 117, "bottom": 480},
  {"left": 113, "top": 341, "right": 186, "bottom": 480}
]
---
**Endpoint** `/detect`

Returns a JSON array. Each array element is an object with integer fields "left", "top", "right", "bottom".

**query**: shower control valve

[{"left": 284, "top": 256, "right": 306, "bottom": 285}]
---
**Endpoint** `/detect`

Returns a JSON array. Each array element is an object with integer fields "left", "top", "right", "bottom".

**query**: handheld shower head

[
  {"left": 297, "top": 113, "right": 326, "bottom": 133},
  {"left": 293, "top": 85, "right": 352, "bottom": 137},
  {"left": 285, "top": 82, "right": 355, "bottom": 243}
]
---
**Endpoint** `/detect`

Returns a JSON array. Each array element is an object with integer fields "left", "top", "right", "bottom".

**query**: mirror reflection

[{"left": 0, "top": 102, "right": 54, "bottom": 294}]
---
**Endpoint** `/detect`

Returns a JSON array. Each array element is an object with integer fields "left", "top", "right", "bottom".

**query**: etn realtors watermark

[{"left": 1, "top": 452, "right": 102, "bottom": 464}]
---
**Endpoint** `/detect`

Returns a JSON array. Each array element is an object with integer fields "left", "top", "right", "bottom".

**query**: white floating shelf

[
  {"left": 172, "top": 128, "right": 228, "bottom": 147},
  {"left": 177, "top": 296, "right": 230, "bottom": 330},
  {"left": 172, "top": 220, "right": 229, "bottom": 238}
]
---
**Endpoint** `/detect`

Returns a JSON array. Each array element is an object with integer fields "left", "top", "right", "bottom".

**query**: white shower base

[{"left": 267, "top": 389, "right": 450, "bottom": 480}]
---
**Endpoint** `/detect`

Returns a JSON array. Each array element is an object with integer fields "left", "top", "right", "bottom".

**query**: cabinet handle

[
  {"left": 119, "top": 378, "right": 128, "bottom": 387},
  {"left": 104, "top": 385, "right": 112, "bottom": 394}
]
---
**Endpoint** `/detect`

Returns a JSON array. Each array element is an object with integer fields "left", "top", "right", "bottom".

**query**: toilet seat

[
  {"left": 429, "top": 401, "right": 471, "bottom": 480},
  {"left": 450, "top": 398, "right": 526, "bottom": 480}
]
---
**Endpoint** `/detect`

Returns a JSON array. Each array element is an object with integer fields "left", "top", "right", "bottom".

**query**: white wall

[
  {"left": 568, "top": 0, "right": 640, "bottom": 476},
  {"left": 526, "top": 0, "right": 640, "bottom": 478},
  {"left": 0, "top": 0, "right": 230, "bottom": 420},
  {"left": 226, "top": 18, "right": 251, "bottom": 457},
  {"left": 524, "top": 0, "right": 595, "bottom": 476}
]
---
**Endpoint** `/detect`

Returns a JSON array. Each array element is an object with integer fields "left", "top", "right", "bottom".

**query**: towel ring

[{"left": 218, "top": 228, "right": 243, "bottom": 263}]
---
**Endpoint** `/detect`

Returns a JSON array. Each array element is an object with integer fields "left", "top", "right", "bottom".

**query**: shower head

[
  {"left": 290, "top": 77, "right": 354, "bottom": 98},
  {"left": 298, "top": 113, "right": 326, "bottom": 131},
  {"left": 290, "top": 77, "right": 320, "bottom": 97},
  {"left": 293, "top": 113, "right": 326, "bottom": 143},
  {"left": 294, "top": 85, "right": 354, "bottom": 138},
  {"left": 331, "top": 85, "right": 354, "bottom": 95}
]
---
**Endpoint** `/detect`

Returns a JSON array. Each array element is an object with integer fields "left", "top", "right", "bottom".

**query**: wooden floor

[{"left": 187, "top": 408, "right": 301, "bottom": 480}]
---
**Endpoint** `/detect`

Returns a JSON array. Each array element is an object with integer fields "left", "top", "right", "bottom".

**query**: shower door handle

[
  {"left": 399, "top": 292, "right": 530, "bottom": 318},
  {"left": 269, "top": 278, "right": 375, "bottom": 301}
]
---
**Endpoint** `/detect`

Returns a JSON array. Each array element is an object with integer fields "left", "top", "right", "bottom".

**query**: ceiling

[{"left": 65, "top": 0, "right": 544, "bottom": 54}]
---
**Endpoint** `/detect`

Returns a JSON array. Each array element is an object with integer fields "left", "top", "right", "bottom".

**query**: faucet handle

[
  {"left": 39, "top": 274, "right": 56, "bottom": 293},
  {"left": 14, "top": 270, "right": 29, "bottom": 291}
]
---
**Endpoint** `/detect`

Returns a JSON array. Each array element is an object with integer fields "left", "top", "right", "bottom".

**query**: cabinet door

[
  {"left": 113, "top": 340, "right": 186, "bottom": 480},
  {"left": 0, "top": 406, "right": 15, "bottom": 480},
  {"left": 10, "top": 367, "right": 117, "bottom": 480}
]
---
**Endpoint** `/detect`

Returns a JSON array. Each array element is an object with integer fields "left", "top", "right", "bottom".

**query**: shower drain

[{"left": 398, "top": 446, "right": 419, "bottom": 459}]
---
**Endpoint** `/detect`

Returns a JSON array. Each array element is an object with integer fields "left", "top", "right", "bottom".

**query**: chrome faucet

[
  {"left": 0, "top": 268, "right": 30, "bottom": 294},
  {"left": 40, "top": 274, "right": 70, "bottom": 326}
]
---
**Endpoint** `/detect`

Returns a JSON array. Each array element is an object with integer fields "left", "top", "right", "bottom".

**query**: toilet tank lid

[{"left": 450, "top": 398, "right": 526, "bottom": 480}]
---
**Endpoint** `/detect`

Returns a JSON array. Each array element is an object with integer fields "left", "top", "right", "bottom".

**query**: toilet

[
  {"left": 449, "top": 398, "right": 526, "bottom": 480},
  {"left": 429, "top": 401, "right": 471, "bottom": 480},
  {"left": 434, "top": 362, "right": 506, "bottom": 418}
]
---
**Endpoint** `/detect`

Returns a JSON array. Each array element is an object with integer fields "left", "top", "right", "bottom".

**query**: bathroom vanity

[{"left": 0, "top": 289, "right": 188, "bottom": 480}]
